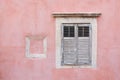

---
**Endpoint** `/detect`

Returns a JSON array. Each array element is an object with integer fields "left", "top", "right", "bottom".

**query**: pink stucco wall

[{"left": 0, "top": 0, "right": 120, "bottom": 80}]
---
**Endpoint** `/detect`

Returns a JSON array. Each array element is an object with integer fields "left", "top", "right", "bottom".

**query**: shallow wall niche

[{"left": 25, "top": 34, "right": 47, "bottom": 58}]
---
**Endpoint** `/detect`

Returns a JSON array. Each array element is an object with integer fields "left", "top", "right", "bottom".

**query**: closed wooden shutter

[
  {"left": 77, "top": 24, "right": 91, "bottom": 65},
  {"left": 61, "top": 24, "right": 91, "bottom": 66},
  {"left": 62, "top": 24, "right": 77, "bottom": 65}
]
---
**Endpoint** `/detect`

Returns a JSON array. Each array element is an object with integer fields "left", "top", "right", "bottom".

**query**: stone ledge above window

[{"left": 53, "top": 12, "right": 101, "bottom": 18}]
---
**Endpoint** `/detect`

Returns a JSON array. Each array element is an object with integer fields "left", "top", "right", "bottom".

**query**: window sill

[{"left": 56, "top": 65, "right": 96, "bottom": 69}]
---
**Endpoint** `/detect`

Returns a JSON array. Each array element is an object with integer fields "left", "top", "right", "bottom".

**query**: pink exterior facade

[{"left": 0, "top": 0, "right": 120, "bottom": 80}]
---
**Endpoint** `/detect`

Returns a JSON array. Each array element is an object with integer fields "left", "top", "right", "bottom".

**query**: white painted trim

[
  {"left": 25, "top": 36, "right": 47, "bottom": 58},
  {"left": 55, "top": 17, "right": 98, "bottom": 68}
]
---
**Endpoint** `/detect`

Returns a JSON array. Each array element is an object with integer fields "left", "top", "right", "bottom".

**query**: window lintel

[{"left": 53, "top": 12, "right": 101, "bottom": 18}]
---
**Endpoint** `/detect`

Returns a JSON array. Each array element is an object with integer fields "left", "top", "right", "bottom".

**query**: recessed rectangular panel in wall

[{"left": 25, "top": 35, "right": 47, "bottom": 58}]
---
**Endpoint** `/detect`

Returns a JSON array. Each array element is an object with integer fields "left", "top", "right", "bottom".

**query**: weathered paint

[{"left": 0, "top": 0, "right": 120, "bottom": 80}]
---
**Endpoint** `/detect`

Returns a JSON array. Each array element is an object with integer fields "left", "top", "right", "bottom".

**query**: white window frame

[{"left": 53, "top": 13, "right": 101, "bottom": 68}]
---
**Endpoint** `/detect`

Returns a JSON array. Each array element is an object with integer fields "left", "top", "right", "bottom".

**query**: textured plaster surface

[{"left": 0, "top": 0, "right": 120, "bottom": 80}]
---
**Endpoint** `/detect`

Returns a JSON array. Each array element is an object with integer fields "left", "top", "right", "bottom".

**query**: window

[
  {"left": 61, "top": 23, "right": 91, "bottom": 66},
  {"left": 53, "top": 12, "right": 101, "bottom": 68}
]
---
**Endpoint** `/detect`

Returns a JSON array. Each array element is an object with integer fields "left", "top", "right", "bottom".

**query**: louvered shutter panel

[
  {"left": 62, "top": 24, "right": 77, "bottom": 65},
  {"left": 77, "top": 25, "right": 91, "bottom": 65},
  {"left": 77, "top": 37, "right": 91, "bottom": 65},
  {"left": 62, "top": 39, "right": 77, "bottom": 65}
]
